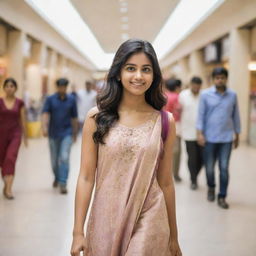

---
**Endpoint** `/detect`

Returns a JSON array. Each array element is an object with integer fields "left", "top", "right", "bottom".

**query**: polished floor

[{"left": 0, "top": 137, "right": 255, "bottom": 256}]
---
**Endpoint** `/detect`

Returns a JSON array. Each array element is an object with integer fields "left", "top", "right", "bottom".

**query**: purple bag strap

[{"left": 160, "top": 110, "right": 169, "bottom": 143}]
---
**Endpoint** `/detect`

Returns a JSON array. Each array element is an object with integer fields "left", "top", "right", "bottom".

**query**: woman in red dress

[{"left": 0, "top": 78, "right": 27, "bottom": 199}]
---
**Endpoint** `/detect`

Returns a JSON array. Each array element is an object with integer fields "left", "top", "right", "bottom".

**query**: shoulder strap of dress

[{"left": 160, "top": 110, "right": 169, "bottom": 143}]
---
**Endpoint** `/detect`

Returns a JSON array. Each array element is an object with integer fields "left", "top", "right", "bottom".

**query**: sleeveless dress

[{"left": 85, "top": 111, "right": 172, "bottom": 256}]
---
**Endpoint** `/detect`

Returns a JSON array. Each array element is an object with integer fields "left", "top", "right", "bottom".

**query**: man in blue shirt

[
  {"left": 197, "top": 67, "right": 241, "bottom": 209},
  {"left": 42, "top": 78, "right": 78, "bottom": 194}
]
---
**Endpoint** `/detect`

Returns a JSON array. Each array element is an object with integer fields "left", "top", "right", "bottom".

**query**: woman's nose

[{"left": 134, "top": 70, "right": 142, "bottom": 79}]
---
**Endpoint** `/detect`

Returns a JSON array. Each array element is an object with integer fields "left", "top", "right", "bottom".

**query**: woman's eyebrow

[
  {"left": 124, "top": 63, "right": 136, "bottom": 66},
  {"left": 124, "top": 63, "right": 152, "bottom": 67}
]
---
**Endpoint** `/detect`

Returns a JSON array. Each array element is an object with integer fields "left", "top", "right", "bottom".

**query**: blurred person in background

[
  {"left": 197, "top": 67, "right": 241, "bottom": 209},
  {"left": 179, "top": 76, "right": 203, "bottom": 190},
  {"left": 0, "top": 78, "right": 28, "bottom": 199},
  {"left": 95, "top": 79, "right": 105, "bottom": 93},
  {"left": 71, "top": 39, "right": 182, "bottom": 256},
  {"left": 76, "top": 80, "right": 97, "bottom": 131},
  {"left": 42, "top": 78, "right": 78, "bottom": 194},
  {"left": 70, "top": 83, "right": 78, "bottom": 100},
  {"left": 165, "top": 78, "right": 182, "bottom": 182},
  {"left": 27, "top": 98, "right": 40, "bottom": 122}
]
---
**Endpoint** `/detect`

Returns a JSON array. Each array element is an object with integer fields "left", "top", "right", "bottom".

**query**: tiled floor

[{"left": 0, "top": 137, "right": 255, "bottom": 256}]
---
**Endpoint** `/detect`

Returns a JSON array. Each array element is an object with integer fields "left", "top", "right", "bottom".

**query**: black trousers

[{"left": 185, "top": 141, "right": 204, "bottom": 183}]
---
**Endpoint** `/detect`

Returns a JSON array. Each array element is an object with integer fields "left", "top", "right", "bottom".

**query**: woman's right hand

[{"left": 70, "top": 235, "right": 88, "bottom": 256}]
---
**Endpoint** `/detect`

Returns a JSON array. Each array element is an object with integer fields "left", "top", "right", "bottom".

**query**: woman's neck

[
  {"left": 119, "top": 93, "right": 148, "bottom": 112},
  {"left": 5, "top": 95, "right": 15, "bottom": 100}
]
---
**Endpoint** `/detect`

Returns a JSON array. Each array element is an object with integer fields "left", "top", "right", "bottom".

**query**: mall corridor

[
  {"left": 0, "top": 138, "right": 255, "bottom": 256},
  {"left": 1, "top": 0, "right": 256, "bottom": 255}
]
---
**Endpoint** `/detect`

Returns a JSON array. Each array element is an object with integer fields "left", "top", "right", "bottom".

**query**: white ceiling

[
  {"left": 70, "top": 0, "right": 180, "bottom": 53},
  {"left": 25, "top": 0, "right": 226, "bottom": 70}
]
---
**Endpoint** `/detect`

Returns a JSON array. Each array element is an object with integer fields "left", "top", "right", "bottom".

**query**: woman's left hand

[{"left": 170, "top": 240, "right": 182, "bottom": 256}]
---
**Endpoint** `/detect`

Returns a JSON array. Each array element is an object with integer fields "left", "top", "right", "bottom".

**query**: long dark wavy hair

[{"left": 93, "top": 39, "right": 166, "bottom": 144}]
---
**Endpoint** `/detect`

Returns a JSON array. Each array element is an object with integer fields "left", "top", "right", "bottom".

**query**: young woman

[
  {"left": 0, "top": 78, "right": 27, "bottom": 199},
  {"left": 71, "top": 39, "right": 182, "bottom": 256}
]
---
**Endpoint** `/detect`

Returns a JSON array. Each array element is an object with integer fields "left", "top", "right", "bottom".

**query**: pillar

[
  {"left": 0, "top": 24, "right": 7, "bottom": 96},
  {"left": 0, "top": 24, "right": 7, "bottom": 55},
  {"left": 229, "top": 28, "right": 250, "bottom": 142},
  {"left": 177, "top": 57, "right": 190, "bottom": 87},
  {"left": 189, "top": 50, "right": 208, "bottom": 87},
  {"left": 25, "top": 41, "right": 45, "bottom": 100},
  {"left": 56, "top": 55, "right": 67, "bottom": 78},
  {"left": 47, "top": 49, "right": 57, "bottom": 94},
  {"left": 7, "top": 30, "right": 25, "bottom": 97}
]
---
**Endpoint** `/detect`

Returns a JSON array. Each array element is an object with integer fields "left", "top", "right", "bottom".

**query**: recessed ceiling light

[
  {"left": 120, "top": 7, "right": 128, "bottom": 13},
  {"left": 121, "top": 16, "right": 129, "bottom": 22},
  {"left": 120, "top": 2, "right": 128, "bottom": 7},
  {"left": 121, "top": 33, "right": 129, "bottom": 40},
  {"left": 121, "top": 24, "right": 129, "bottom": 30}
]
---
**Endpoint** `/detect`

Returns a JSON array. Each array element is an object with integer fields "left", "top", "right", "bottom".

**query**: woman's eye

[
  {"left": 143, "top": 67, "right": 151, "bottom": 73},
  {"left": 126, "top": 66, "right": 135, "bottom": 71}
]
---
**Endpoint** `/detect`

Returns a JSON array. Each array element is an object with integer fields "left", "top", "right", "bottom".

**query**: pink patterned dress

[{"left": 86, "top": 111, "right": 172, "bottom": 256}]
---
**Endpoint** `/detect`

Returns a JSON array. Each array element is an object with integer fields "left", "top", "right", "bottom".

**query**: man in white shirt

[
  {"left": 76, "top": 81, "right": 97, "bottom": 130},
  {"left": 179, "top": 77, "right": 203, "bottom": 190}
]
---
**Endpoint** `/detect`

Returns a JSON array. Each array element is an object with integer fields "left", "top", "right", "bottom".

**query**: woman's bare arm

[
  {"left": 20, "top": 106, "right": 28, "bottom": 146},
  {"left": 157, "top": 113, "right": 182, "bottom": 255},
  {"left": 72, "top": 107, "right": 98, "bottom": 237}
]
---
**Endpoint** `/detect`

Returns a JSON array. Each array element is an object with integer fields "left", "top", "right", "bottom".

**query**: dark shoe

[
  {"left": 174, "top": 175, "right": 182, "bottom": 182},
  {"left": 53, "top": 180, "right": 58, "bottom": 188},
  {"left": 207, "top": 187, "right": 215, "bottom": 202},
  {"left": 190, "top": 182, "right": 198, "bottom": 190},
  {"left": 60, "top": 184, "right": 68, "bottom": 194},
  {"left": 218, "top": 198, "right": 229, "bottom": 209}
]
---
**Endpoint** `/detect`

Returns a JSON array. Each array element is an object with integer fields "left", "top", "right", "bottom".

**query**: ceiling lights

[
  {"left": 153, "top": 0, "right": 225, "bottom": 59},
  {"left": 25, "top": 0, "right": 114, "bottom": 70},
  {"left": 121, "top": 16, "right": 129, "bottom": 22},
  {"left": 25, "top": 0, "right": 225, "bottom": 70},
  {"left": 121, "top": 24, "right": 129, "bottom": 30},
  {"left": 119, "top": 0, "right": 130, "bottom": 43}
]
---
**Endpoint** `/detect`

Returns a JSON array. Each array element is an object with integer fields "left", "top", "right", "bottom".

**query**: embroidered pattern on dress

[{"left": 96, "top": 113, "right": 159, "bottom": 191}]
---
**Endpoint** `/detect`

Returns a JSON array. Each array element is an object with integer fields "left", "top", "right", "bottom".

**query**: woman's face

[
  {"left": 4, "top": 82, "right": 17, "bottom": 97},
  {"left": 120, "top": 52, "right": 153, "bottom": 96}
]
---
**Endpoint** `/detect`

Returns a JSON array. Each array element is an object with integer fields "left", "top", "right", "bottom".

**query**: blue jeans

[
  {"left": 49, "top": 135, "right": 73, "bottom": 185},
  {"left": 204, "top": 142, "right": 232, "bottom": 198}
]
